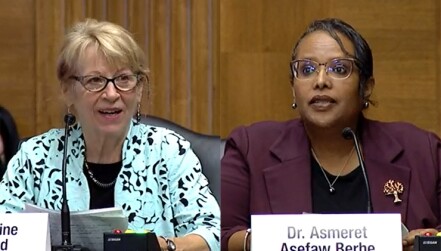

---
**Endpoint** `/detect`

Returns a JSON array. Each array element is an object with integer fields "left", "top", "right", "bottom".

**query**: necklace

[
  {"left": 84, "top": 161, "right": 116, "bottom": 188},
  {"left": 310, "top": 147, "right": 355, "bottom": 193}
]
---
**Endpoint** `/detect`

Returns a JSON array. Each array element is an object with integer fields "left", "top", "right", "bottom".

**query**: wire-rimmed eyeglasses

[
  {"left": 69, "top": 74, "right": 144, "bottom": 92},
  {"left": 291, "top": 58, "right": 357, "bottom": 80}
]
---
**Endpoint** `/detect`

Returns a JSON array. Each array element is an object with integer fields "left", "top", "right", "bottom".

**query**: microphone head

[
  {"left": 64, "top": 114, "right": 76, "bottom": 126},
  {"left": 341, "top": 127, "right": 354, "bottom": 140}
]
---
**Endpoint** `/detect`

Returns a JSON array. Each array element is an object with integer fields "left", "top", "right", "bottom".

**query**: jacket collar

[
  {"left": 360, "top": 118, "right": 410, "bottom": 220},
  {"left": 62, "top": 120, "right": 139, "bottom": 180},
  {"left": 263, "top": 118, "right": 410, "bottom": 218},
  {"left": 269, "top": 119, "right": 310, "bottom": 162}
]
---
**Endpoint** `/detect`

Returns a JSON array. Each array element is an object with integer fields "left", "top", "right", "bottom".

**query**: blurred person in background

[{"left": 0, "top": 105, "right": 19, "bottom": 178}]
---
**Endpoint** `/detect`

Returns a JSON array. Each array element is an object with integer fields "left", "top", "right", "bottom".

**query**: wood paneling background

[
  {"left": 0, "top": 1, "right": 36, "bottom": 138},
  {"left": 0, "top": 0, "right": 440, "bottom": 139},
  {"left": 0, "top": 0, "right": 219, "bottom": 138},
  {"left": 220, "top": 0, "right": 441, "bottom": 137}
]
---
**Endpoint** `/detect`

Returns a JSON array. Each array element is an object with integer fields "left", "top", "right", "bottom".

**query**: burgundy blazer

[{"left": 220, "top": 118, "right": 441, "bottom": 250}]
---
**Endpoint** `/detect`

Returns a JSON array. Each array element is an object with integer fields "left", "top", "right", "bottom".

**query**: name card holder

[
  {"left": 0, "top": 213, "right": 50, "bottom": 251},
  {"left": 103, "top": 232, "right": 160, "bottom": 251},
  {"left": 414, "top": 236, "right": 441, "bottom": 251},
  {"left": 251, "top": 213, "right": 402, "bottom": 251}
]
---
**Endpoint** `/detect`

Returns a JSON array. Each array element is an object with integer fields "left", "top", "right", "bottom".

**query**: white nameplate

[
  {"left": 251, "top": 214, "right": 401, "bottom": 250},
  {"left": 0, "top": 213, "right": 50, "bottom": 251}
]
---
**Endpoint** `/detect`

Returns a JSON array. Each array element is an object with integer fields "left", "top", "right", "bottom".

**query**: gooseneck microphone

[
  {"left": 341, "top": 127, "right": 373, "bottom": 213},
  {"left": 52, "top": 114, "right": 88, "bottom": 251},
  {"left": 62, "top": 114, "right": 75, "bottom": 246}
]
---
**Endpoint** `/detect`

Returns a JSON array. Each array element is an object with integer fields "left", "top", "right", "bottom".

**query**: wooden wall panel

[
  {"left": 35, "top": 0, "right": 65, "bottom": 134},
  {"left": 85, "top": 0, "right": 106, "bottom": 20},
  {"left": 65, "top": 0, "right": 84, "bottom": 24},
  {"left": 0, "top": 0, "right": 218, "bottom": 138},
  {"left": 4, "top": 0, "right": 438, "bottom": 139},
  {"left": 0, "top": 0, "right": 36, "bottom": 138},
  {"left": 439, "top": 0, "right": 441, "bottom": 128},
  {"left": 191, "top": 0, "right": 211, "bottom": 132},
  {"left": 127, "top": 0, "right": 149, "bottom": 62},
  {"left": 170, "top": 0, "right": 190, "bottom": 127},
  {"left": 127, "top": 0, "right": 150, "bottom": 114},
  {"left": 107, "top": 0, "right": 127, "bottom": 26},
  {"left": 220, "top": 0, "right": 441, "bottom": 137},
  {"left": 329, "top": 0, "right": 440, "bottom": 134},
  {"left": 211, "top": 0, "right": 220, "bottom": 134},
  {"left": 149, "top": 0, "right": 171, "bottom": 118}
]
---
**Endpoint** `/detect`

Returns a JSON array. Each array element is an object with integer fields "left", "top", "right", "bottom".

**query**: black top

[
  {"left": 311, "top": 156, "right": 368, "bottom": 213},
  {"left": 83, "top": 161, "right": 122, "bottom": 209}
]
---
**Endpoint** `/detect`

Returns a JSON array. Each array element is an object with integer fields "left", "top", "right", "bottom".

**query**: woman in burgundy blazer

[{"left": 221, "top": 18, "right": 441, "bottom": 251}]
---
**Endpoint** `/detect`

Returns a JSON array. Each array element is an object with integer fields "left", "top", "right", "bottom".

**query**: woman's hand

[
  {"left": 157, "top": 234, "right": 209, "bottom": 251},
  {"left": 402, "top": 228, "right": 438, "bottom": 251}
]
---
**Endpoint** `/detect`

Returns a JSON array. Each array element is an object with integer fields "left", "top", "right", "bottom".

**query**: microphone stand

[
  {"left": 52, "top": 114, "right": 89, "bottom": 251},
  {"left": 342, "top": 127, "right": 373, "bottom": 213}
]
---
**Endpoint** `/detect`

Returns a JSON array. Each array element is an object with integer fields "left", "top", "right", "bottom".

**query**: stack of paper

[{"left": 24, "top": 203, "right": 128, "bottom": 251}]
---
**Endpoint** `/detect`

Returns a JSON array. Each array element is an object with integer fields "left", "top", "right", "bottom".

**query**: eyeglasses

[
  {"left": 291, "top": 58, "right": 357, "bottom": 80},
  {"left": 70, "top": 74, "right": 143, "bottom": 92}
]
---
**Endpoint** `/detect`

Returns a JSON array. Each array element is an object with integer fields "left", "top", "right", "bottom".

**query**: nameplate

[
  {"left": 251, "top": 214, "right": 401, "bottom": 250},
  {"left": 0, "top": 213, "right": 50, "bottom": 251}
]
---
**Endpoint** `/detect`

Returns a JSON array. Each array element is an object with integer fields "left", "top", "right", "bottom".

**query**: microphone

[
  {"left": 52, "top": 114, "right": 88, "bottom": 251},
  {"left": 62, "top": 114, "right": 75, "bottom": 245},
  {"left": 341, "top": 127, "right": 373, "bottom": 213}
]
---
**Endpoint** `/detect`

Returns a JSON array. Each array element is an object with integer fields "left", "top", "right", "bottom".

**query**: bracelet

[
  {"left": 159, "top": 236, "right": 176, "bottom": 251},
  {"left": 243, "top": 228, "right": 251, "bottom": 251}
]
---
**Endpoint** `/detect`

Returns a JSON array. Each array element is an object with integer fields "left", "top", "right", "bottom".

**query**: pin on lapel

[{"left": 383, "top": 179, "right": 404, "bottom": 204}]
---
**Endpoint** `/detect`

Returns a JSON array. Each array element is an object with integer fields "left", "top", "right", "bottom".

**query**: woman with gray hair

[{"left": 0, "top": 19, "right": 219, "bottom": 251}]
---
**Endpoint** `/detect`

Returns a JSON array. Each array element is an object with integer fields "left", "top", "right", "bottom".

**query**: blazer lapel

[
  {"left": 366, "top": 158, "right": 410, "bottom": 219},
  {"left": 263, "top": 120, "right": 313, "bottom": 214},
  {"left": 260, "top": 118, "right": 411, "bottom": 218},
  {"left": 361, "top": 120, "right": 411, "bottom": 221}
]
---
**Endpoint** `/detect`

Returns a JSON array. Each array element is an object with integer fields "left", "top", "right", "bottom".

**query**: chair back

[{"left": 139, "top": 115, "right": 221, "bottom": 203}]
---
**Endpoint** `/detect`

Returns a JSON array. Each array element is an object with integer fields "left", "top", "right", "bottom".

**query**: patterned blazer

[{"left": 0, "top": 120, "right": 220, "bottom": 251}]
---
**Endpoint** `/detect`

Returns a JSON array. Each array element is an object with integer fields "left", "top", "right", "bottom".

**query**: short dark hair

[
  {"left": 0, "top": 106, "right": 19, "bottom": 177},
  {"left": 290, "top": 18, "right": 373, "bottom": 101}
]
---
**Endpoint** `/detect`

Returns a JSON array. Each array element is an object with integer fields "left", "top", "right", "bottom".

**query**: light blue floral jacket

[{"left": 0, "top": 121, "right": 220, "bottom": 250}]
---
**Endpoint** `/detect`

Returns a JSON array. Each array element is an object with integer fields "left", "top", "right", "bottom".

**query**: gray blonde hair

[{"left": 57, "top": 19, "right": 148, "bottom": 82}]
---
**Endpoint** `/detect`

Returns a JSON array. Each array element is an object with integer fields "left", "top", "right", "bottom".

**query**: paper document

[
  {"left": 24, "top": 203, "right": 128, "bottom": 251},
  {"left": 401, "top": 223, "right": 409, "bottom": 238},
  {"left": 302, "top": 212, "right": 409, "bottom": 238}
]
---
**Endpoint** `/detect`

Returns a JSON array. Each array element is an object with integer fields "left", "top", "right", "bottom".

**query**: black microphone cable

[
  {"left": 53, "top": 113, "right": 91, "bottom": 251},
  {"left": 342, "top": 127, "right": 373, "bottom": 213},
  {"left": 61, "top": 113, "right": 76, "bottom": 246}
]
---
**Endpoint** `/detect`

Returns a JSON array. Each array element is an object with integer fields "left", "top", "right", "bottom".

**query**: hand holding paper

[{"left": 24, "top": 203, "right": 128, "bottom": 251}]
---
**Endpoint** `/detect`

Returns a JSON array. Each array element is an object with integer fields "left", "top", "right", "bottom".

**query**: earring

[
  {"left": 292, "top": 103, "right": 297, "bottom": 109},
  {"left": 363, "top": 101, "right": 369, "bottom": 109},
  {"left": 136, "top": 103, "right": 141, "bottom": 123}
]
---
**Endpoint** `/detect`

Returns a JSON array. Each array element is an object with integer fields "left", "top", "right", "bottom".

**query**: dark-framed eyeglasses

[
  {"left": 69, "top": 74, "right": 144, "bottom": 92},
  {"left": 291, "top": 58, "right": 357, "bottom": 80}
]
